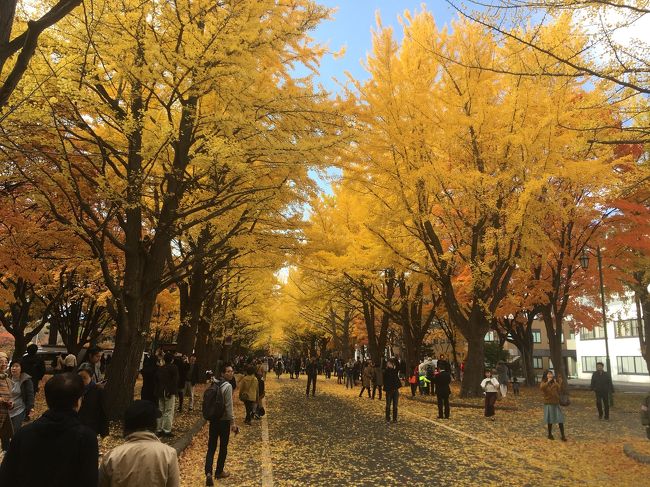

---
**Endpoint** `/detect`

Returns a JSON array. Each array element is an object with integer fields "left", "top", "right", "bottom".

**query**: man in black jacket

[
  {"left": 434, "top": 366, "right": 452, "bottom": 419},
  {"left": 383, "top": 358, "right": 402, "bottom": 423},
  {"left": 591, "top": 362, "right": 614, "bottom": 420},
  {"left": 155, "top": 353, "right": 179, "bottom": 436},
  {"left": 0, "top": 372, "right": 98, "bottom": 486},
  {"left": 21, "top": 344, "right": 46, "bottom": 395}
]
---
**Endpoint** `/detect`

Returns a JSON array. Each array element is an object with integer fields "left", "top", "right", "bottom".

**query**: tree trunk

[
  {"left": 460, "top": 330, "right": 487, "bottom": 397},
  {"left": 544, "top": 314, "right": 567, "bottom": 386},
  {"left": 636, "top": 290, "right": 650, "bottom": 375},
  {"left": 48, "top": 321, "right": 58, "bottom": 346}
]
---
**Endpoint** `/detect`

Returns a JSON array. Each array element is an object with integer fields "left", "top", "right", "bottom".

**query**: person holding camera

[{"left": 540, "top": 370, "right": 567, "bottom": 441}]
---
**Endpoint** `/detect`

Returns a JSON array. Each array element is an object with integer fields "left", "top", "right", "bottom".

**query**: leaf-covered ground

[{"left": 178, "top": 376, "right": 649, "bottom": 486}]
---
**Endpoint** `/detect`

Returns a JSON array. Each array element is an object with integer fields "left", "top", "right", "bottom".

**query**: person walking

[
  {"left": 305, "top": 357, "right": 318, "bottom": 397},
  {"left": 155, "top": 353, "right": 179, "bottom": 437},
  {"left": 434, "top": 365, "right": 452, "bottom": 419},
  {"left": 238, "top": 365, "right": 259, "bottom": 425},
  {"left": 480, "top": 369, "right": 499, "bottom": 420},
  {"left": 183, "top": 354, "right": 201, "bottom": 412},
  {"left": 540, "top": 370, "right": 567, "bottom": 441},
  {"left": 99, "top": 400, "right": 179, "bottom": 487},
  {"left": 408, "top": 365, "right": 419, "bottom": 398},
  {"left": 344, "top": 360, "right": 354, "bottom": 389},
  {"left": 372, "top": 361, "right": 383, "bottom": 400},
  {"left": 383, "top": 358, "right": 401, "bottom": 423},
  {"left": 590, "top": 362, "right": 614, "bottom": 420},
  {"left": 0, "top": 353, "right": 14, "bottom": 451},
  {"left": 140, "top": 354, "right": 158, "bottom": 403},
  {"left": 359, "top": 361, "right": 373, "bottom": 398},
  {"left": 77, "top": 364, "right": 109, "bottom": 439},
  {"left": 21, "top": 345, "right": 46, "bottom": 396},
  {"left": 204, "top": 364, "right": 239, "bottom": 486},
  {"left": 496, "top": 361, "right": 510, "bottom": 398},
  {"left": 175, "top": 355, "right": 190, "bottom": 413},
  {"left": 8, "top": 359, "right": 35, "bottom": 435},
  {"left": 0, "top": 373, "right": 98, "bottom": 487}
]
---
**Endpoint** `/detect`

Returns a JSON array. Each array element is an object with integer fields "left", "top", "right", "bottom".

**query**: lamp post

[{"left": 580, "top": 246, "right": 614, "bottom": 406}]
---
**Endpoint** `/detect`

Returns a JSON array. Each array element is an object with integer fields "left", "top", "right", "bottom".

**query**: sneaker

[
  {"left": 215, "top": 471, "right": 231, "bottom": 479},
  {"left": 392, "top": 419, "right": 397, "bottom": 423},
  {"left": 156, "top": 431, "right": 164, "bottom": 437},
  {"left": 547, "top": 434, "right": 554, "bottom": 440},
  {"left": 206, "top": 474, "right": 214, "bottom": 486},
  {"left": 561, "top": 436, "right": 567, "bottom": 442},
  {"left": 163, "top": 431, "right": 174, "bottom": 438}
]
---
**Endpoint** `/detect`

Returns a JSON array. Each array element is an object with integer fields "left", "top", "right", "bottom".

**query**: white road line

[{"left": 260, "top": 406, "right": 274, "bottom": 487}]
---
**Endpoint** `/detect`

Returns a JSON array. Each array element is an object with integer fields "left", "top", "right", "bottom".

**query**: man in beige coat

[{"left": 99, "top": 400, "right": 179, "bottom": 487}]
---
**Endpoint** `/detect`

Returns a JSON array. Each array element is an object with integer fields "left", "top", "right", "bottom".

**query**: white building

[{"left": 575, "top": 293, "right": 649, "bottom": 384}]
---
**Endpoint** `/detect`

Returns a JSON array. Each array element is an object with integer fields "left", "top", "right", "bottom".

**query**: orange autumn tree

[{"left": 347, "top": 9, "right": 627, "bottom": 396}]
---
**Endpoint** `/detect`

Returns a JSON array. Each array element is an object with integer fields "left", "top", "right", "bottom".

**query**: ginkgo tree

[
  {"left": 347, "top": 9, "right": 628, "bottom": 396},
  {"left": 1, "top": 0, "right": 346, "bottom": 416}
]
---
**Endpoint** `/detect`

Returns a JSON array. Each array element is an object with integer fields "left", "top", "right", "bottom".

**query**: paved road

[{"left": 264, "top": 378, "right": 552, "bottom": 487}]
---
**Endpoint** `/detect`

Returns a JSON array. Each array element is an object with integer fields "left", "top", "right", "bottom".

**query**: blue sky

[{"left": 311, "top": 1, "right": 456, "bottom": 92}]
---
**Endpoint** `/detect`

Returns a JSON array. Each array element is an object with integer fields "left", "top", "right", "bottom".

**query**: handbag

[{"left": 559, "top": 393, "right": 570, "bottom": 407}]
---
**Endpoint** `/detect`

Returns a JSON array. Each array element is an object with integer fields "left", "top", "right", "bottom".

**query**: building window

[
  {"left": 580, "top": 327, "right": 605, "bottom": 340},
  {"left": 614, "top": 319, "right": 640, "bottom": 338},
  {"left": 484, "top": 331, "right": 497, "bottom": 342},
  {"left": 617, "top": 356, "right": 649, "bottom": 375},
  {"left": 568, "top": 328, "right": 575, "bottom": 340},
  {"left": 581, "top": 356, "right": 607, "bottom": 373},
  {"left": 532, "top": 330, "right": 542, "bottom": 344},
  {"left": 533, "top": 357, "right": 543, "bottom": 369}
]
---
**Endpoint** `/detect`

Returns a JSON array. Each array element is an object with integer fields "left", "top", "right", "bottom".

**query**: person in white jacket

[{"left": 480, "top": 370, "right": 500, "bottom": 419}]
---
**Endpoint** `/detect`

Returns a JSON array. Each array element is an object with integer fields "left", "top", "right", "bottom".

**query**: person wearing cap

[
  {"left": 98, "top": 400, "right": 180, "bottom": 487},
  {"left": 0, "top": 372, "right": 98, "bottom": 486},
  {"left": 78, "top": 363, "right": 109, "bottom": 438}
]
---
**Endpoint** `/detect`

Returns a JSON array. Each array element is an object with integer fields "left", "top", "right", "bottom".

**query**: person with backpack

[{"left": 203, "top": 364, "right": 239, "bottom": 486}]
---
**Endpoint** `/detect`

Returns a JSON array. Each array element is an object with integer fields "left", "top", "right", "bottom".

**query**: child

[
  {"left": 512, "top": 376, "right": 520, "bottom": 396},
  {"left": 480, "top": 369, "right": 500, "bottom": 419}
]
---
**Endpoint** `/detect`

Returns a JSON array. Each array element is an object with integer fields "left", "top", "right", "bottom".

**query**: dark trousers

[
  {"left": 437, "top": 395, "right": 450, "bottom": 418},
  {"left": 595, "top": 391, "right": 610, "bottom": 418},
  {"left": 359, "top": 386, "right": 371, "bottom": 397},
  {"left": 485, "top": 392, "right": 497, "bottom": 417},
  {"left": 372, "top": 384, "right": 383, "bottom": 400},
  {"left": 385, "top": 390, "right": 399, "bottom": 421},
  {"left": 244, "top": 400, "right": 256, "bottom": 422},
  {"left": 177, "top": 390, "right": 185, "bottom": 411},
  {"left": 410, "top": 383, "right": 417, "bottom": 397},
  {"left": 306, "top": 374, "right": 317, "bottom": 396},
  {"left": 205, "top": 419, "right": 231, "bottom": 475}
]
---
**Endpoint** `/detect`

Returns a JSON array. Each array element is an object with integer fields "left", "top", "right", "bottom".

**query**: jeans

[
  {"left": 183, "top": 381, "right": 195, "bottom": 409},
  {"left": 595, "top": 391, "right": 610, "bottom": 418},
  {"left": 437, "top": 395, "right": 450, "bottom": 418},
  {"left": 345, "top": 374, "right": 354, "bottom": 389},
  {"left": 372, "top": 384, "right": 383, "bottom": 400},
  {"left": 385, "top": 390, "right": 399, "bottom": 421},
  {"left": 306, "top": 374, "right": 317, "bottom": 396},
  {"left": 157, "top": 395, "right": 176, "bottom": 433},
  {"left": 205, "top": 420, "right": 231, "bottom": 475}
]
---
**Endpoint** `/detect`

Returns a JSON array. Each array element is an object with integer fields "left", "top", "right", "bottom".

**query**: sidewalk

[{"left": 568, "top": 378, "right": 650, "bottom": 394}]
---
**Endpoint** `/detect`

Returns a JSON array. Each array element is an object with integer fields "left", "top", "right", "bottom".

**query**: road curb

[
  {"left": 172, "top": 416, "right": 206, "bottom": 455},
  {"left": 623, "top": 443, "right": 650, "bottom": 464}
]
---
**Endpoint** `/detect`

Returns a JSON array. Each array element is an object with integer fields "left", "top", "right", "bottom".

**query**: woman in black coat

[
  {"left": 140, "top": 354, "right": 158, "bottom": 403},
  {"left": 77, "top": 364, "right": 109, "bottom": 438}
]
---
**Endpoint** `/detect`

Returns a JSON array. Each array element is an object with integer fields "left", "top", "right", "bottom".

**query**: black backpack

[{"left": 202, "top": 380, "right": 226, "bottom": 420}]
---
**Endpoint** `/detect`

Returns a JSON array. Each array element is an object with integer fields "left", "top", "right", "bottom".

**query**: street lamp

[{"left": 580, "top": 246, "right": 614, "bottom": 406}]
